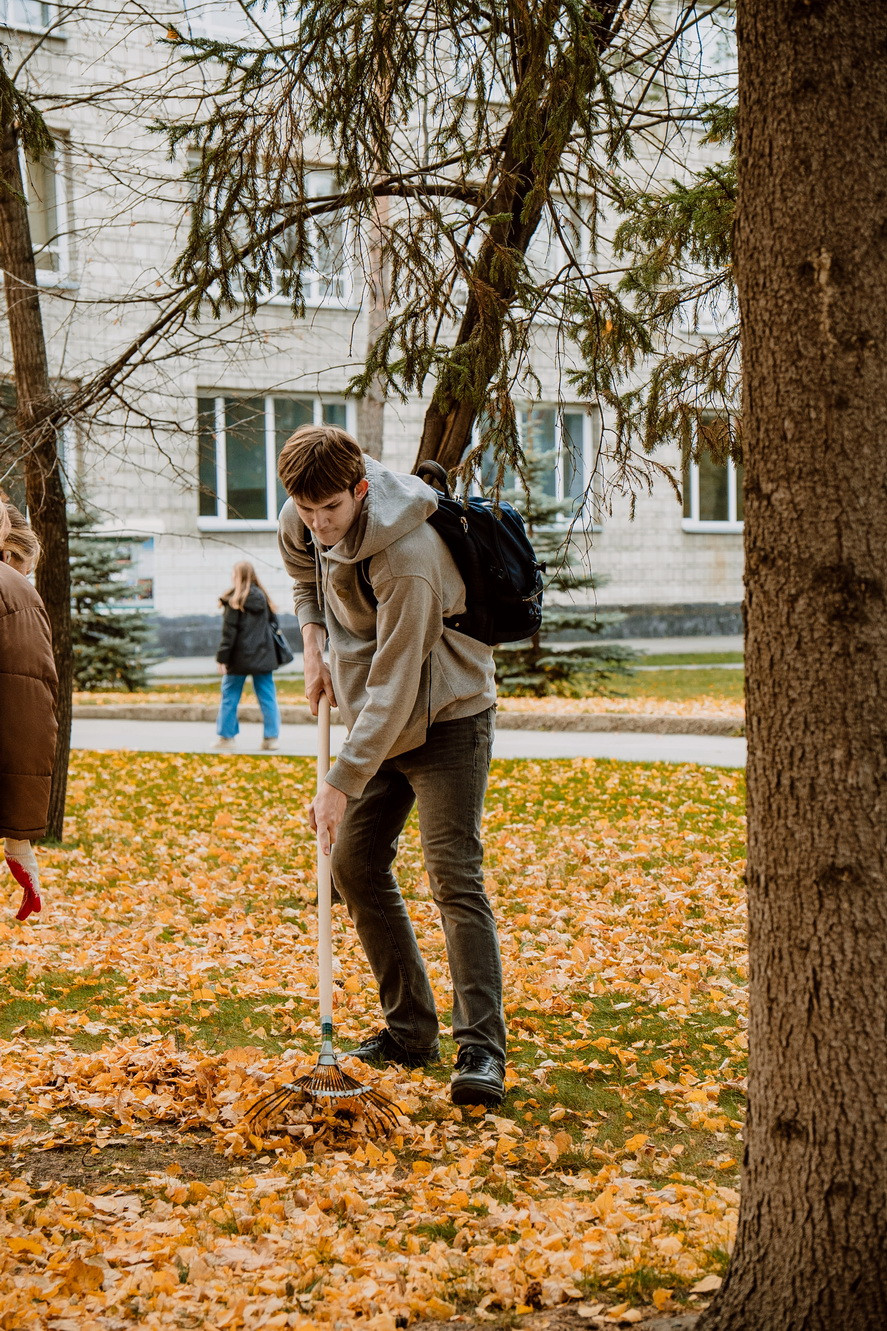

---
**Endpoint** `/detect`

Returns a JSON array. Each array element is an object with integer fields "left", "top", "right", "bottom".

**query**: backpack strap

[
  {"left": 307, "top": 529, "right": 454, "bottom": 629},
  {"left": 358, "top": 558, "right": 376, "bottom": 606},
  {"left": 415, "top": 459, "right": 452, "bottom": 498},
  {"left": 416, "top": 461, "right": 468, "bottom": 631}
]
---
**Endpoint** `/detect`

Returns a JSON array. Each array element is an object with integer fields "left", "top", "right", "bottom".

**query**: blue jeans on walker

[{"left": 217, "top": 672, "right": 280, "bottom": 739}]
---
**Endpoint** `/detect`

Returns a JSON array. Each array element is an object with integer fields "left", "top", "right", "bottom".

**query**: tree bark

[
  {"left": 414, "top": 2, "right": 622, "bottom": 474},
  {"left": 356, "top": 193, "right": 388, "bottom": 459},
  {"left": 0, "top": 120, "right": 72, "bottom": 843},
  {"left": 413, "top": 125, "right": 557, "bottom": 474},
  {"left": 700, "top": 3, "right": 887, "bottom": 1328}
]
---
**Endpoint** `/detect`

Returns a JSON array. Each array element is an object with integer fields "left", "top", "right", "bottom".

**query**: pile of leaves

[{"left": 0, "top": 752, "right": 747, "bottom": 1328}]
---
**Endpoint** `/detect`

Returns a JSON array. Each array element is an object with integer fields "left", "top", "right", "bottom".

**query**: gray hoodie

[{"left": 278, "top": 455, "right": 496, "bottom": 797}]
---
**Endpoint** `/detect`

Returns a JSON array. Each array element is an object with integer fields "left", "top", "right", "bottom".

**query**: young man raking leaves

[{"left": 275, "top": 427, "right": 509, "bottom": 1110}]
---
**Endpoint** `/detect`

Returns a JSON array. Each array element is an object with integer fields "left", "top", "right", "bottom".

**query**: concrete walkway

[{"left": 72, "top": 717, "right": 745, "bottom": 768}]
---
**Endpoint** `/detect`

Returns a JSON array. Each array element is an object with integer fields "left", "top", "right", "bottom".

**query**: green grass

[
  {"left": 618, "top": 667, "right": 744, "bottom": 702},
  {"left": 82, "top": 662, "right": 746, "bottom": 707},
  {"left": 22, "top": 752, "right": 747, "bottom": 1209},
  {"left": 0, "top": 966, "right": 130, "bottom": 1041},
  {"left": 638, "top": 652, "right": 743, "bottom": 666}
]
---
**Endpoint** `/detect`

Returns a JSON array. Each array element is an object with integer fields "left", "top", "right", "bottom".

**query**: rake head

[{"left": 245, "top": 1054, "right": 401, "bottom": 1137}]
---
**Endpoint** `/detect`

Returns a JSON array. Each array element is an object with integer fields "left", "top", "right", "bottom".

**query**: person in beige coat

[
  {"left": 277, "top": 427, "right": 506, "bottom": 1107},
  {"left": 0, "top": 500, "right": 58, "bottom": 920}
]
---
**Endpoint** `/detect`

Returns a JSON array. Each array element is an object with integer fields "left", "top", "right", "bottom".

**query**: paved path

[{"left": 72, "top": 718, "right": 745, "bottom": 767}]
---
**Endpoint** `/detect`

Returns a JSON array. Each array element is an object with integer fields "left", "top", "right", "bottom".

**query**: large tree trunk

[
  {"left": 701, "top": 3, "right": 887, "bottom": 1328},
  {"left": 0, "top": 121, "right": 72, "bottom": 843}
]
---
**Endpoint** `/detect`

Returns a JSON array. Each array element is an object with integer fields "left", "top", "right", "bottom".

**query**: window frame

[
  {"left": 199, "top": 165, "right": 356, "bottom": 312},
  {"left": 681, "top": 455, "right": 744, "bottom": 533},
  {"left": 181, "top": 0, "right": 296, "bottom": 43},
  {"left": 0, "top": 1, "right": 56, "bottom": 35},
  {"left": 525, "top": 198, "right": 594, "bottom": 289},
  {"left": 300, "top": 170, "right": 353, "bottom": 307},
  {"left": 80, "top": 531, "right": 156, "bottom": 611},
  {"left": 473, "top": 403, "right": 604, "bottom": 532},
  {"left": 454, "top": 196, "right": 595, "bottom": 319},
  {"left": 196, "top": 392, "right": 356, "bottom": 530},
  {"left": 20, "top": 137, "right": 72, "bottom": 286}
]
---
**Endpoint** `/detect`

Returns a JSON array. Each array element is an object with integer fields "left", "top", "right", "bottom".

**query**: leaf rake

[{"left": 245, "top": 695, "right": 399, "bottom": 1137}]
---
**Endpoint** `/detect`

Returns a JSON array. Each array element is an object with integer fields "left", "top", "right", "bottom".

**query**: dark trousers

[{"left": 331, "top": 706, "right": 506, "bottom": 1060}]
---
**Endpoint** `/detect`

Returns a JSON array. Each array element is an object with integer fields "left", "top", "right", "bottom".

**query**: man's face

[{"left": 294, "top": 478, "right": 369, "bottom": 547}]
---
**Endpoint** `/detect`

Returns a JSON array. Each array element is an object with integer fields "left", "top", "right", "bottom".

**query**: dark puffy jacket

[
  {"left": 216, "top": 585, "right": 278, "bottom": 675},
  {"left": 0, "top": 563, "right": 58, "bottom": 839}
]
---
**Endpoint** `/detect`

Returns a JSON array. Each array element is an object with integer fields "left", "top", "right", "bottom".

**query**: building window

[
  {"left": 182, "top": 0, "right": 253, "bottom": 40},
  {"left": 525, "top": 201, "right": 593, "bottom": 289},
  {"left": 274, "top": 170, "right": 351, "bottom": 307},
  {"left": 682, "top": 418, "right": 744, "bottom": 531},
  {"left": 198, "top": 163, "right": 353, "bottom": 310},
  {"left": 182, "top": 1, "right": 294, "bottom": 42},
  {"left": 83, "top": 534, "right": 155, "bottom": 610},
  {"left": 0, "top": 1, "right": 52, "bottom": 31},
  {"left": 456, "top": 199, "right": 593, "bottom": 317},
  {"left": 0, "top": 379, "right": 70, "bottom": 507},
  {"left": 23, "top": 143, "right": 70, "bottom": 281},
  {"left": 197, "top": 394, "right": 353, "bottom": 527},
  {"left": 477, "top": 404, "right": 602, "bottom": 527}
]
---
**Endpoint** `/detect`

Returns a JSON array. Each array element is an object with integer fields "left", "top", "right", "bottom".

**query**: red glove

[{"left": 5, "top": 841, "right": 41, "bottom": 921}]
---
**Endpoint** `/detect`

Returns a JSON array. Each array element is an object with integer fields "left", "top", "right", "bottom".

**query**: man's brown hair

[{"left": 277, "top": 425, "right": 365, "bottom": 502}]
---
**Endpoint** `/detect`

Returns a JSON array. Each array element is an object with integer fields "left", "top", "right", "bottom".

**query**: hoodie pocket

[{"left": 428, "top": 643, "right": 462, "bottom": 714}]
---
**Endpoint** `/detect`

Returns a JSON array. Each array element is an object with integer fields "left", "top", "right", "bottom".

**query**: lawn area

[
  {"left": 74, "top": 662, "right": 745, "bottom": 714},
  {"left": 620, "top": 668, "right": 743, "bottom": 704},
  {"left": 0, "top": 754, "right": 747, "bottom": 1329},
  {"left": 639, "top": 654, "right": 743, "bottom": 667}
]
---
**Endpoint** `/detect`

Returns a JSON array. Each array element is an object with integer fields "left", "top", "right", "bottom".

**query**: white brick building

[{"left": 0, "top": 1, "right": 743, "bottom": 651}]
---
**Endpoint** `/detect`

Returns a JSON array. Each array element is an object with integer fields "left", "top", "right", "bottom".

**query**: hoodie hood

[{"left": 323, "top": 455, "right": 438, "bottom": 566}]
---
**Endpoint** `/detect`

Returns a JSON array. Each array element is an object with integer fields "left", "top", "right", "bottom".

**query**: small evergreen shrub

[
  {"left": 70, "top": 511, "right": 160, "bottom": 691},
  {"left": 490, "top": 449, "right": 636, "bottom": 697}
]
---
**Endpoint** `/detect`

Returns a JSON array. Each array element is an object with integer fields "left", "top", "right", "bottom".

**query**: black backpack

[
  {"left": 414, "top": 460, "right": 545, "bottom": 645},
  {"left": 304, "top": 460, "right": 545, "bottom": 646}
]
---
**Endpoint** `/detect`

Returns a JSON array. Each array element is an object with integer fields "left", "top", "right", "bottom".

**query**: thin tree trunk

[
  {"left": 700, "top": 3, "right": 887, "bottom": 1327},
  {"left": 414, "top": 2, "right": 622, "bottom": 474},
  {"left": 356, "top": 192, "right": 388, "bottom": 460},
  {"left": 0, "top": 121, "right": 71, "bottom": 843},
  {"left": 413, "top": 141, "right": 554, "bottom": 473}
]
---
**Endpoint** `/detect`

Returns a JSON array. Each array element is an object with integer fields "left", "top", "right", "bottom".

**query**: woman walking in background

[
  {"left": 0, "top": 499, "right": 58, "bottom": 921},
  {"left": 215, "top": 561, "right": 285, "bottom": 751}
]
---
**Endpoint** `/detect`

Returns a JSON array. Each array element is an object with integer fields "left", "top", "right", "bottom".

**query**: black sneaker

[
  {"left": 450, "top": 1045, "right": 505, "bottom": 1107},
  {"left": 348, "top": 1028, "right": 439, "bottom": 1069}
]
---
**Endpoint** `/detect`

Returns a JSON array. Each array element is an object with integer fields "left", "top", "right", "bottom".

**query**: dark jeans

[{"left": 331, "top": 706, "right": 506, "bottom": 1061}]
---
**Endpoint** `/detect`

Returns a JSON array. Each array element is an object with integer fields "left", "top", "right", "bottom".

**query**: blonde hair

[
  {"left": 220, "top": 560, "right": 276, "bottom": 612},
  {"left": 0, "top": 502, "right": 9, "bottom": 547},
  {"left": 1, "top": 498, "right": 40, "bottom": 570}
]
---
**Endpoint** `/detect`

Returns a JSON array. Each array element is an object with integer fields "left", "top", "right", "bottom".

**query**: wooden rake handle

[{"left": 316, "top": 694, "right": 334, "bottom": 1036}]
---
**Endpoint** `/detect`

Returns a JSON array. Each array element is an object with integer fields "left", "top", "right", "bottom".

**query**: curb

[{"left": 72, "top": 702, "right": 745, "bottom": 738}]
